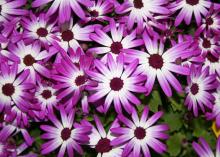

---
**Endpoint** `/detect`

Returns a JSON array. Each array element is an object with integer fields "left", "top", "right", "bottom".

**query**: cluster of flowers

[{"left": 0, "top": 0, "right": 220, "bottom": 156}]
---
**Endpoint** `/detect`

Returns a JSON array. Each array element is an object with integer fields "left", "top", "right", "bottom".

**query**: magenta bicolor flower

[
  {"left": 52, "top": 48, "right": 93, "bottom": 109},
  {"left": 89, "top": 20, "right": 143, "bottom": 62},
  {"left": 40, "top": 108, "right": 91, "bottom": 156},
  {"left": 193, "top": 137, "right": 220, "bottom": 157},
  {"left": 1, "top": 41, "right": 55, "bottom": 82},
  {"left": 185, "top": 66, "right": 217, "bottom": 117},
  {"left": 22, "top": 12, "right": 59, "bottom": 49},
  {"left": 84, "top": 0, "right": 113, "bottom": 22},
  {"left": 87, "top": 54, "right": 146, "bottom": 113},
  {"left": 111, "top": 107, "right": 169, "bottom": 157},
  {"left": 0, "top": 0, "right": 28, "bottom": 22},
  {"left": 0, "top": 63, "right": 34, "bottom": 115},
  {"left": 206, "top": 85, "right": 220, "bottom": 128},
  {"left": 203, "top": 53, "right": 220, "bottom": 77},
  {"left": 32, "top": 0, "right": 93, "bottom": 23},
  {"left": 115, "top": 0, "right": 170, "bottom": 30},
  {"left": 54, "top": 20, "right": 94, "bottom": 51},
  {"left": 82, "top": 116, "right": 123, "bottom": 156},
  {"left": 124, "top": 31, "right": 192, "bottom": 97}
]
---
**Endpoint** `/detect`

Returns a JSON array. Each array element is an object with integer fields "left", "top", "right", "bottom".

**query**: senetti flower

[
  {"left": 111, "top": 107, "right": 169, "bottom": 157},
  {"left": 32, "top": 0, "right": 93, "bottom": 23},
  {"left": 170, "top": 0, "right": 219, "bottom": 26},
  {"left": 0, "top": 0, "right": 28, "bottom": 22},
  {"left": 22, "top": 12, "right": 59, "bottom": 49},
  {"left": 124, "top": 31, "right": 192, "bottom": 97},
  {"left": 193, "top": 137, "right": 220, "bottom": 157},
  {"left": 1, "top": 41, "right": 55, "bottom": 82},
  {"left": 82, "top": 116, "right": 123, "bottom": 157},
  {"left": 185, "top": 66, "right": 217, "bottom": 117},
  {"left": 89, "top": 20, "right": 143, "bottom": 62},
  {"left": 115, "top": 0, "right": 170, "bottom": 30},
  {"left": 87, "top": 54, "right": 147, "bottom": 113},
  {"left": 203, "top": 53, "right": 220, "bottom": 77},
  {"left": 40, "top": 108, "right": 91, "bottom": 157}
]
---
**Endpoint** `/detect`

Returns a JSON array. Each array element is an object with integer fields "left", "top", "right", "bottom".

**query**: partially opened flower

[
  {"left": 87, "top": 54, "right": 146, "bottom": 113},
  {"left": 40, "top": 108, "right": 91, "bottom": 156},
  {"left": 89, "top": 20, "right": 143, "bottom": 62},
  {"left": 124, "top": 31, "right": 192, "bottom": 97},
  {"left": 0, "top": 0, "right": 28, "bottom": 22},
  {"left": 111, "top": 107, "right": 169, "bottom": 157},
  {"left": 185, "top": 66, "right": 217, "bottom": 117},
  {"left": 22, "top": 12, "right": 59, "bottom": 49},
  {"left": 193, "top": 136, "right": 220, "bottom": 157},
  {"left": 170, "top": 0, "right": 219, "bottom": 26},
  {"left": 115, "top": 0, "right": 170, "bottom": 30},
  {"left": 82, "top": 116, "right": 123, "bottom": 157},
  {"left": 32, "top": 0, "right": 93, "bottom": 23}
]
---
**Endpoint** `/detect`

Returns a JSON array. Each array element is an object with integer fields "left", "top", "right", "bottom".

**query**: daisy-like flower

[
  {"left": 115, "top": 0, "right": 170, "bottom": 30},
  {"left": 82, "top": 116, "right": 123, "bottom": 157},
  {"left": 0, "top": 0, "right": 28, "bottom": 22},
  {"left": 89, "top": 20, "right": 143, "bottom": 62},
  {"left": 203, "top": 53, "right": 220, "bottom": 77},
  {"left": 206, "top": 85, "right": 220, "bottom": 128},
  {"left": 87, "top": 54, "right": 146, "bottom": 113},
  {"left": 52, "top": 47, "right": 94, "bottom": 109},
  {"left": 22, "top": 12, "right": 59, "bottom": 49},
  {"left": 111, "top": 107, "right": 169, "bottom": 157},
  {"left": 185, "top": 66, "right": 217, "bottom": 117},
  {"left": 40, "top": 108, "right": 91, "bottom": 156},
  {"left": 193, "top": 136, "right": 220, "bottom": 157},
  {"left": 84, "top": 0, "right": 113, "bottom": 23},
  {"left": 0, "top": 63, "right": 34, "bottom": 115},
  {"left": 54, "top": 20, "right": 94, "bottom": 51},
  {"left": 124, "top": 31, "right": 192, "bottom": 97},
  {"left": 32, "top": 0, "right": 93, "bottom": 23},
  {"left": 1, "top": 41, "right": 56, "bottom": 82},
  {"left": 170, "top": 0, "right": 219, "bottom": 26}
]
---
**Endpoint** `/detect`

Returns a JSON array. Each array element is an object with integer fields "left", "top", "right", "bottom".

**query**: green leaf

[
  {"left": 163, "top": 112, "right": 183, "bottom": 132},
  {"left": 167, "top": 133, "right": 185, "bottom": 156},
  {"left": 168, "top": 97, "right": 183, "bottom": 111},
  {"left": 148, "top": 90, "right": 162, "bottom": 112}
]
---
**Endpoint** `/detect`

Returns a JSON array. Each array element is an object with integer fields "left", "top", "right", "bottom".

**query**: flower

[
  {"left": 115, "top": 0, "right": 170, "bottom": 30},
  {"left": 22, "top": 12, "right": 59, "bottom": 49},
  {"left": 40, "top": 108, "right": 91, "bottom": 156},
  {"left": 89, "top": 20, "right": 143, "bottom": 62},
  {"left": 185, "top": 66, "right": 217, "bottom": 117},
  {"left": 87, "top": 54, "right": 146, "bottom": 113},
  {"left": 203, "top": 53, "right": 220, "bottom": 77},
  {"left": 111, "top": 107, "right": 169, "bottom": 157},
  {"left": 82, "top": 116, "right": 123, "bottom": 157},
  {"left": 124, "top": 31, "right": 192, "bottom": 97},
  {"left": 1, "top": 41, "right": 55, "bottom": 82},
  {"left": 193, "top": 136, "right": 220, "bottom": 157},
  {"left": 0, "top": 0, "right": 28, "bottom": 22},
  {"left": 32, "top": 0, "right": 93, "bottom": 23}
]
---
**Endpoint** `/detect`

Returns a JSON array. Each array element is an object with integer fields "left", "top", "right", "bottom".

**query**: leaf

[
  {"left": 148, "top": 90, "right": 162, "bottom": 112},
  {"left": 163, "top": 112, "right": 183, "bottom": 132},
  {"left": 167, "top": 133, "right": 185, "bottom": 156},
  {"left": 168, "top": 97, "right": 183, "bottom": 111}
]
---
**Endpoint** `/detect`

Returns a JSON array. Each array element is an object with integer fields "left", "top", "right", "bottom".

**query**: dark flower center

[
  {"left": 61, "top": 128, "right": 71, "bottom": 140},
  {"left": 62, "top": 30, "right": 74, "bottom": 42},
  {"left": 134, "top": 127, "right": 146, "bottom": 139},
  {"left": 202, "top": 38, "right": 211, "bottom": 48},
  {"left": 149, "top": 54, "right": 164, "bottom": 69},
  {"left": 190, "top": 83, "right": 199, "bottom": 95},
  {"left": 2, "top": 83, "right": 15, "bottom": 96},
  {"left": 206, "top": 53, "right": 218, "bottom": 63},
  {"left": 206, "top": 17, "right": 214, "bottom": 25},
  {"left": 41, "top": 90, "right": 52, "bottom": 99},
  {"left": 75, "top": 75, "right": 87, "bottom": 86},
  {"left": 110, "top": 77, "right": 124, "bottom": 91},
  {"left": 186, "top": 0, "right": 199, "bottom": 5},
  {"left": 0, "top": 6, "right": 2, "bottom": 13},
  {"left": 95, "top": 138, "right": 112, "bottom": 153},
  {"left": 110, "top": 42, "right": 123, "bottom": 54},
  {"left": 133, "top": 0, "right": 144, "bottom": 9},
  {"left": 37, "top": 27, "right": 48, "bottom": 37},
  {"left": 23, "top": 54, "right": 36, "bottom": 66},
  {"left": 90, "top": 10, "right": 99, "bottom": 17}
]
